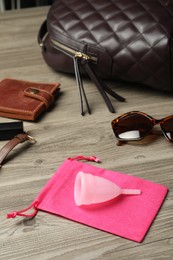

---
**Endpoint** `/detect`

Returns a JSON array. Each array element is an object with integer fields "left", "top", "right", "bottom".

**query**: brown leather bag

[{"left": 38, "top": 0, "right": 173, "bottom": 114}]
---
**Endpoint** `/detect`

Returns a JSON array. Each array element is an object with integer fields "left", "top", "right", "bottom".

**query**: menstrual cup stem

[{"left": 121, "top": 189, "right": 141, "bottom": 195}]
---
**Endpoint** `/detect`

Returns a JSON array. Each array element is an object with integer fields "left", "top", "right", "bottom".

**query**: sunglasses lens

[
  {"left": 161, "top": 117, "right": 173, "bottom": 141},
  {"left": 113, "top": 113, "right": 153, "bottom": 140}
]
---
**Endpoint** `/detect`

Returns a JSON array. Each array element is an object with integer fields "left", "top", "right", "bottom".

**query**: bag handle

[{"left": 0, "top": 133, "right": 35, "bottom": 167}]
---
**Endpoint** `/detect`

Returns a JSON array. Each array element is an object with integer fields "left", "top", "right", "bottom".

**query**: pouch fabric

[
  {"left": 0, "top": 78, "right": 60, "bottom": 121},
  {"left": 7, "top": 157, "right": 168, "bottom": 242},
  {"left": 39, "top": 0, "right": 173, "bottom": 92}
]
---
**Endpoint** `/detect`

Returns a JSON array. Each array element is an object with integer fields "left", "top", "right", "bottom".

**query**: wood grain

[{"left": 0, "top": 6, "right": 173, "bottom": 260}]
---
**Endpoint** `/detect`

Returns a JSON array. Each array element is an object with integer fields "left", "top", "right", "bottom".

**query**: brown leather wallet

[{"left": 0, "top": 78, "right": 60, "bottom": 121}]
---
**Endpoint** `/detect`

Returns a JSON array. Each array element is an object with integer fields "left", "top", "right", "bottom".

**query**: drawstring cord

[
  {"left": 68, "top": 155, "right": 101, "bottom": 163},
  {"left": 7, "top": 200, "right": 39, "bottom": 219}
]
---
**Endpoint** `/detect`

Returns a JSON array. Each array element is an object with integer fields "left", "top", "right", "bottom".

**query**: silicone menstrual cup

[{"left": 74, "top": 171, "right": 141, "bottom": 206}]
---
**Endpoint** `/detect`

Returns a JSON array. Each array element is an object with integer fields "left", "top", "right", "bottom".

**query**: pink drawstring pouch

[{"left": 7, "top": 156, "right": 168, "bottom": 243}]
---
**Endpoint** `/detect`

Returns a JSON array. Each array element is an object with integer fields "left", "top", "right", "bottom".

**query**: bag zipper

[
  {"left": 51, "top": 39, "right": 95, "bottom": 115},
  {"left": 51, "top": 39, "right": 97, "bottom": 62},
  {"left": 50, "top": 38, "right": 125, "bottom": 115}
]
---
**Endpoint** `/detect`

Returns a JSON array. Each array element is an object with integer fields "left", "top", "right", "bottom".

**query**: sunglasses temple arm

[{"left": 116, "top": 140, "right": 127, "bottom": 146}]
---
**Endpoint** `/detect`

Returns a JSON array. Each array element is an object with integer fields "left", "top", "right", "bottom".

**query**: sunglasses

[{"left": 111, "top": 111, "right": 173, "bottom": 145}]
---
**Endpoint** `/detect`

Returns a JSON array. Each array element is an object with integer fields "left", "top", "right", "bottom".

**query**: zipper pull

[
  {"left": 73, "top": 56, "right": 91, "bottom": 115},
  {"left": 82, "top": 61, "right": 126, "bottom": 113},
  {"left": 7, "top": 200, "right": 39, "bottom": 219},
  {"left": 68, "top": 155, "right": 101, "bottom": 163},
  {"left": 74, "top": 50, "right": 125, "bottom": 113},
  {"left": 99, "top": 80, "right": 126, "bottom": 102},
  {"left": 82, "top": 61, "right": 115, "bottom": 113}
]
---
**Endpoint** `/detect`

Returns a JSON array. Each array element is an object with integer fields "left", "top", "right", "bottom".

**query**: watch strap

[{"left": 0, "top": 133, "right": 35, "bottom": 167}]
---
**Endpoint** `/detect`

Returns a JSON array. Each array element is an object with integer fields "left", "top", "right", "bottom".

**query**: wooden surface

[{"left": 0, "top": 6, "right": 173, "bottom": 260}]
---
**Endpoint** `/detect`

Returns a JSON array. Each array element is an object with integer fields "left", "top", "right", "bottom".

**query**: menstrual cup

[{"left": 74, "top": 171, "right": 141, "bottom": 206}]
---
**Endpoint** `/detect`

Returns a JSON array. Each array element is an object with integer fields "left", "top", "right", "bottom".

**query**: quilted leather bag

[{"left": 38, "top": 0, "right": 173, "bottom": 114}]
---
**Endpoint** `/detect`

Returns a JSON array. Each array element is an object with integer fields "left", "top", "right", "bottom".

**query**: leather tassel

[
  {"left": 98, "top": 80, "right": 126, "bottom": 102},
  {"left": 82, "top": 61, "right": 125, "bottom": 113},
  {"left": 73, "top": 57, "right": 91, "bottom": 115}
]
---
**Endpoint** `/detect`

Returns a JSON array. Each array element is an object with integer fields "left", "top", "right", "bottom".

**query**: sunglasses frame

[{"left": 111, "top": 111, "right": 173, "bottom": 143}]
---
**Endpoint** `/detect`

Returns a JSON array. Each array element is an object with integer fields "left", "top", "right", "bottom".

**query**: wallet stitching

[
  {"left": 49, "top": 84, "right": 60, "bottom": 94},
  {"left": 0, "top": 104, "right": 42, "bottom": 115},
  {"left": 24, "top": 88, "right": 54, "bottom": 109},
  {"left": 28, "top": 94, "right": 49, "bottom": 109}
]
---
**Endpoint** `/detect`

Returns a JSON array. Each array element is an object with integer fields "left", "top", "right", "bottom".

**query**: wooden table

[{"left": 0, "top": 6, "right": 173, "bottom": 260}]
